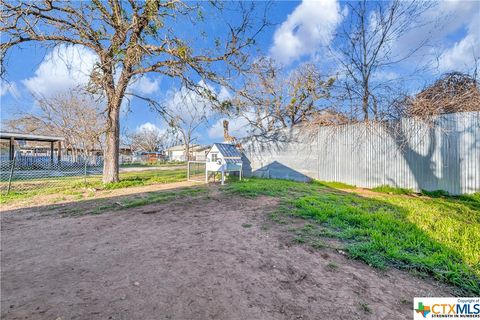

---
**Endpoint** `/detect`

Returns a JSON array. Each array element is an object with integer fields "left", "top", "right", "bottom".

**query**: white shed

[{"left": 205, "top": 143, "right": 243, "bottom": 184}]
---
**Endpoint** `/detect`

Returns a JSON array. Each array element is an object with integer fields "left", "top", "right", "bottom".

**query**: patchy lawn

[
  {"left": 227, "top": 178, "right": 480, "bottom": 295},
  {"left": 2, "top": 175, "right": 478, "bottom": 297},
  {"left": 0, "top": 168, "right": 187, "bottom": 205},
  {"left": 120, "top": 161, "right": 186, "bottom": 168},
  {"left": 1, "top": 184, "right": 453, "bottom": 320}
]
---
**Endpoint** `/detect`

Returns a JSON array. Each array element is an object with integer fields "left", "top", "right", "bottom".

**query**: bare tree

[
  {"left": 154, "top": 87, "right": 210, "bottom": 161},
  {"left": 229, "top": 58, "right": 335, "bottom": 135},
  {"left": 1, "top": 1, "right": 268, "bottom": 182},
  {"left": 126, "top": 125, "right": 169, "bottom": 153},
  {"left": 5, "top": 89, "right": 105, "bottom": 158},
  {"left": 333, "top": 0, "right": 433, "bottom": 121}
]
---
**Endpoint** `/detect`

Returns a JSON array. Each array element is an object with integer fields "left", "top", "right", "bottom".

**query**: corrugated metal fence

[{"left": 242, "top": 112, "right": 480, "bottom": 195}]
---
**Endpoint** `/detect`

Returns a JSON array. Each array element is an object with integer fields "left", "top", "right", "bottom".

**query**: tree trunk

[
  {"left": 185, "top": 142, "right": 190, "bottom": 161},
  {"left": 103, "top": 100, "right": 121, "bottom": 183},
  {"left": 362, "top": 85, "right": 369, "bottom": 121}
]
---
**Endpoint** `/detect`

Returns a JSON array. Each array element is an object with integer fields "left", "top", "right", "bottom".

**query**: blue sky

[{"left": 1, "top": 0, "right": 479, "bottom": 145}]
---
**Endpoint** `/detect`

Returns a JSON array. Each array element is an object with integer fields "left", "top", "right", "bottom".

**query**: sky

[{"left": 0, "top": 0, "right": 479, "bottom": 146}]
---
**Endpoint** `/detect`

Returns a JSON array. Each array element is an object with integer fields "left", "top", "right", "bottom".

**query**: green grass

[
  {"left": 104, "top": 169, "right": 186, "bottom": 189},
  {"left": 372, "top": 185, "right": 415, "bottom": 195},
  {"left": 227, "top": 178, "right": 480, "bottom": 295},
  {"left": 120, "top": 161, "right": 186, "bottom": 168},
  {"left": 359, "top": 302, "right": 372, "bottom": 314},
  {"left": 120, "top": 187, "right": 205, "bottom": 209},
  {"left": 57, "top": 186, "right": 207, "bottom": 217},
  {"left": 317, "top": 181, "right": 356, "bottom": 189},
  {"left": 421, "top": 189, "right": 450, "bottom": 197},
  {"left": 326, "top": 262, "right": 338, "bottom": 270},
  {"left": 0, "top": 169, "right": 187, "bottom": 204}
]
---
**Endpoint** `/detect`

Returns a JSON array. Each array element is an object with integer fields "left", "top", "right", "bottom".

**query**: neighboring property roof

[
  {"left": 135, "top": 151, "right": 164, "bottom": 155},
  {"left": 0, "top": 131, "right": 65, "bottom": 142},
  {"left": 213, "top": 143, "right": 242, "bottom": 158},
  {"left": 166, "top": 144, "right": 209, "bottom": 152},
  {"left": 194, "top": 145, "right": 211, "bottom": 152}
]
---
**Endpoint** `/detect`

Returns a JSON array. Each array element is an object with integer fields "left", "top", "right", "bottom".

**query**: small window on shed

[{"left": 211, "top": 153, "right": 218, "bottom": 162}]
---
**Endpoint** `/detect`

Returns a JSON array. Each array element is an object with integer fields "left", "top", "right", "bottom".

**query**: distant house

[
  {"left": 192, "top": 145, "right": 210, "bottom": 161},
  {"left": 132, "top": 151, "right": 165, "bottom": 163},
  {"left": 166, "top": 144, "right": 210, "bottom": 161}
]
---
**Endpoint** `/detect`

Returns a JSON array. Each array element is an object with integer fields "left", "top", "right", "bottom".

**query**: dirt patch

[{"left": 1, "top": 192, "right": 451, "bottom": 320}]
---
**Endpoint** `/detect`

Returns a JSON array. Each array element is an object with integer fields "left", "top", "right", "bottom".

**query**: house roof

[
  {"left": 212, "top": 143, "right": 242, "bottom": 158},
  {"left": 166, "top": 144, "right": 209, "bottom": 152}
]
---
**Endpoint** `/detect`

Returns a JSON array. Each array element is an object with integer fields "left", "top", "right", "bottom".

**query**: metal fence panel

[{"left": 242, "top": 112, "right": 480, "bottom": 195}]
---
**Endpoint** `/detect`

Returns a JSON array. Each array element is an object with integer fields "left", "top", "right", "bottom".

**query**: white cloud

[
  {"left": 217, "top": 86, "right": 232, "bottom": 102},
  {"left": 372, "top": 70, "right": 399, "bottom": 82},
  {"left": 438, "top": 17, "right": 479, "bottom": 72},
  {"left": 22, "top": 45, "right": 98, "bottom": 96},
  {"left": 394, "top": 0, "right": 480, "bottom": 73},
  {"left": 136, "top": 122, "right": 165, "bottom": 134},
  {"left": 22, "top": 44, "right": 161, "bottom": 97},
  {"left": 270, "top": 0, "right": 343, "bottom": 65},
  {"left": 165, "top": 86, "right": 213, "bottom": 121},
  {"left": 164, "top": 83, "right": 231, "bottom": 124},
  {"left": 160, "top": 83, "right": 234, "bottom": 144},
  {"left": 129, "top": 76, "right": 160, "bottom": 95},
  {"left": 0, "top": 80, "right": 20, "bottom": 98},
  {"left": 208, "top": 117, "right": 250, "bottom": 140}
]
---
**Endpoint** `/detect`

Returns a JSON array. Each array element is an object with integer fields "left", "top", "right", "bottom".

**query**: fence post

[
  {"left": 6, "top": 155, "right": 16, "bottom": 195},
  {"left": 84, "top": 156, "right": 88, "bottom": 187}
]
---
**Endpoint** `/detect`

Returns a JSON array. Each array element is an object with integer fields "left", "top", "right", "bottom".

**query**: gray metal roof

[
  {"left": 224, "top": 158, "right": 242, "bottom": 164},
  {"left": 0, "top": 131, "right": 65, "bottom": 142},
  {"left": 214, "top": 143, "right": 242, "bottom": 158}
]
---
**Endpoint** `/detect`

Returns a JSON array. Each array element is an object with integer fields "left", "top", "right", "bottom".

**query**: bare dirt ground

[{"left": 1, "top": 187, "right": 451, "bottom": 320}]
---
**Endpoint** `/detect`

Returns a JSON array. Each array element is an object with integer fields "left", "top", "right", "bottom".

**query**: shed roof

[
  {"left": 0, "top": 131, "right": 65, "bottom": 142},
  {"left": 213, "top": 143, "right": 242, "bottom": 158},
  {"left": 224, "top": 158, "right": 242, "bottom": 164}
]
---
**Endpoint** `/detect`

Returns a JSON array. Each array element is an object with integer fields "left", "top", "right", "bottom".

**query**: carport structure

[{"left": 0, "top": 132, "right": 64, "bottom": 163}]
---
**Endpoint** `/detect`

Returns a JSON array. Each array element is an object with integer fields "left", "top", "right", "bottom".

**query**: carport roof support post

[
  {"left": 9, "top": 137, "right": 14, "bottom": 161},
  {"left": 58, "top": 140, "right": 61, "bottom": 162}
]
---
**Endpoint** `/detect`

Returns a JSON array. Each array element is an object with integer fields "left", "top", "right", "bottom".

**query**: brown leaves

[{"left": 404, "top": 72, "right": 480, "bottom": 118}]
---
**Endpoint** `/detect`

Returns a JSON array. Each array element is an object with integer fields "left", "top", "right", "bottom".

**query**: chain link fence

[
  {"left": 119, "top": 154, "right": 185, "bottom": 166},
  {"left": 0, "top": 155, "right": 104, "bottom": 194},
  {"left": 187, "top": 161, "right": 206, "bottom": 183}
]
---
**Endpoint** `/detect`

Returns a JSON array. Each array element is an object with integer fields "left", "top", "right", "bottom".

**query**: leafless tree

[
  {"left": 229, "top": 58, "right": 335, "bottom": 135},
  {"left": 1, "top": 1, "right": 268, "bottom": 182},
  {"left": 153, "top": 87, "right": 210, "bottom": 161},
  {"left": 5, "top": 89, "right": 105, "bottom": 157},
  {"left": 126, "top": 125, "right": 170, "bottom": 153},
  {"left": 333, "top": 0, "right": 434, "bottom": 121}
]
